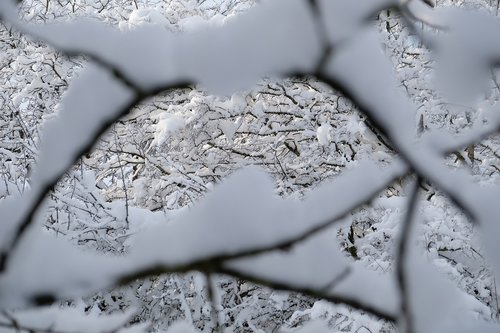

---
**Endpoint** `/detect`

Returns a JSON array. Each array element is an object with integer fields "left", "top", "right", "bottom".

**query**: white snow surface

[
  {"left": 0, "top": 161, "right": 406, "bottom": 310},
  {"left": 407, "top": 223, "right": 493, "bottom": 333},
  {"left": 0, "top": 1, "right": 499, "bottom": 331},
  {"left": 0, "top": 306, "right": 143, "bottom": 333},
  {"left": 154, "top": 113, "right": 186, "bottom": 145},
  {"left": 0, "top": 65, "right": 134, "bottom": 254},
  {"left": 318, "top": 0, "right": 398, "bottom": 44},
  {"left": 325, "top": 27, "right": 500, "bottom": 279},
  {"left": 226, "top": 230, "right": 400, "bottom": 316},
  {"left": 128, "top": 8, "right": 173, "bottom": 29},
  {"left": 316, "top": 122, "right": 332, "bottom": 146},
  {"left": 1, "top": 0, "right": 321, "bottom": 94}
]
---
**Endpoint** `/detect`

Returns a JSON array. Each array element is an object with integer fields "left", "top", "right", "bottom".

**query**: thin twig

[
  {"left": 206, "top": 273, "right": 222, "bottom": 333},
  {"left": 113, "top": 128, "right": 130, "bottom": 229},
  {"left": 396, "top": 177, "right": 421, "bottom": 333}
]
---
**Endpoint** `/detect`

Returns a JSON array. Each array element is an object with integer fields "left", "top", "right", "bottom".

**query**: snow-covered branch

[{"left": 0, "top": 0, "right": 499, "bottom": 332}]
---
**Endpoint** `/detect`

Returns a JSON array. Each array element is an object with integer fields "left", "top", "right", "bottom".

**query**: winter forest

[{"left": 0, "top": 0, "right": 499, "bottom": 332}]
